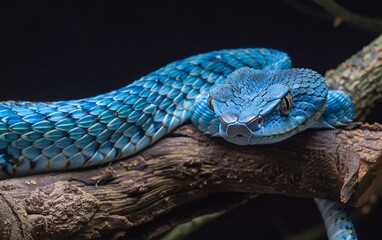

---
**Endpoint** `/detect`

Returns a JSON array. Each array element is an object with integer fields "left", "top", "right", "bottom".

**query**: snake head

[{"left": 207, "top": 67, "right": 327, "bottom": 145}]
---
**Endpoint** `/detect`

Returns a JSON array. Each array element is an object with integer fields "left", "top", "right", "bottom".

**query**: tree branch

[
  {"left": 286, "top": 0, "right": 382, "bottom": 33},
  {"left": 325, "top": 34, "right": 382, "bottom": 120}
]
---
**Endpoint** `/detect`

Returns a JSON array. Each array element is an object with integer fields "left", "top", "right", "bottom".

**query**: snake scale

[{"left": 0, "top": 48, "right": 357, "bottom": 239}]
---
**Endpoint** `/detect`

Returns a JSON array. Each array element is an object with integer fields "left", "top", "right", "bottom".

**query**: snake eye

[
  {"left": 207, "top": 95, "right": 214, "bottom": 112},
  {"left": 280, "top": 92, "right": 293, "bottom": 115}
]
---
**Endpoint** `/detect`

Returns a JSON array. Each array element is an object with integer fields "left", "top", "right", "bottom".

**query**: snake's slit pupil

[
  {"left": 285, "top": 98, "right": 290, "bottom": 110},
  {"left": 280, "top": 92, "right": 293, "bottom": 115}
]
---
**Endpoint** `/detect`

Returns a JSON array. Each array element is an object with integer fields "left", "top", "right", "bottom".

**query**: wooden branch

[
  {"left": 286, "top": 0, "right": 382, "bottom": 33},
  {"left": 326, "top": 34, "right": 382, "bottom": 121},
  {"left": 1, "top": 123, "right": 382, "bottom": 239},
  {"left": 310, "top": 0, "right": 382, "bottom": 33}
]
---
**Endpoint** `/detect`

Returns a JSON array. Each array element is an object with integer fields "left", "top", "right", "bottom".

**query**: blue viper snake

[{"left": 0, "top": 48, "right": 356, "bottom": 239}]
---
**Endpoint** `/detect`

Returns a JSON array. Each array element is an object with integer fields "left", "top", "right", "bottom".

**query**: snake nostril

[{"left": 247, "top": 116, "right": 263, "bottom": 131}]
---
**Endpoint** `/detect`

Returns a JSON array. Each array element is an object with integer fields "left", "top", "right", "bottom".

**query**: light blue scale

[
  {"left": 67, "top": 152, "right": 86, "bottom": 168},
  {"left": 55, "top": 118, "right": 75, "bottom": 131},
  {"left": 107, "top": 118, "right": 124, "bottom": 131},
  {"left": 50, "top": 153, "right": 67, "bottom": 171},
  {"left": 54, "top": 137, "right": 73, "bottom": 149},
  {"left": 11, "top": 122, "right": 31, "bottom": 134},
  {"left": 77, "top": 115, "right": 97, "bottom": 128},
  {"left": 75, "top": 134, "right": 94, "bottom": 148},
  {"left": 44, "top": 129, "right": 64, "bottom": 142},
  {"left": 1, "top": 132, "right": 19, "bottom": 142},
  {"left": 96, "top": 129, "right": 113, "bottom": 144},
  {"left": 47, "top": 112, "right": 67, "bottom": 122},
  {"left": 98, "top": 110, "right": 115, "bottom": 124}
]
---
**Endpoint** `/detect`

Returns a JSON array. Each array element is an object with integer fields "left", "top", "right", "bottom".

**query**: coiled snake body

[{"left": 0, "top": 48, "right": 356, "bottom": 239}]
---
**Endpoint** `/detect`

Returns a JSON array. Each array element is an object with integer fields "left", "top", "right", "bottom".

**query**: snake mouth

[
  {"left": 219, "top": 103, "right": 327, "bottom": 145},
  {"left": 236, "top": 134, "right": 247, "bottom": 138}
]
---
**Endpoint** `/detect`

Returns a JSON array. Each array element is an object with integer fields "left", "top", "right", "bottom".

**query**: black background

[{"left": 0, "top": 1, "right": 381, "bottom": 239}]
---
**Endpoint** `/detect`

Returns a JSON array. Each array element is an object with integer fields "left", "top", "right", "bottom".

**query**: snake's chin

[
  {"left": 219, "top": 125, "right": 304, "bottom": 145},
  {"left": 224, "top": 136, "right": 251, "bottom": 145},
  {"left": 221, "top": 133, "right": 294, "bottom": 145}
]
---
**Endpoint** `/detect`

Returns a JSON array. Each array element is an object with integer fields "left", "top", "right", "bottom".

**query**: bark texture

[{"left": 326, "top": 34, "right": 382, "bottom": 120}]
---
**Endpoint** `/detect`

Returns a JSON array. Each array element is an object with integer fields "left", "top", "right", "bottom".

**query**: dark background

[{"left": 0, "top": 1, "right": 381, "bottom": 239}]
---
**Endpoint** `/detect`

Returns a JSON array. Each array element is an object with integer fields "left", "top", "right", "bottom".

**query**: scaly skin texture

[
  {"left": 0, "top": 48, "right": 356, "bottom": 239},
  {"left": 315, "top": 198, "right": 357, "bottom": 240}
]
